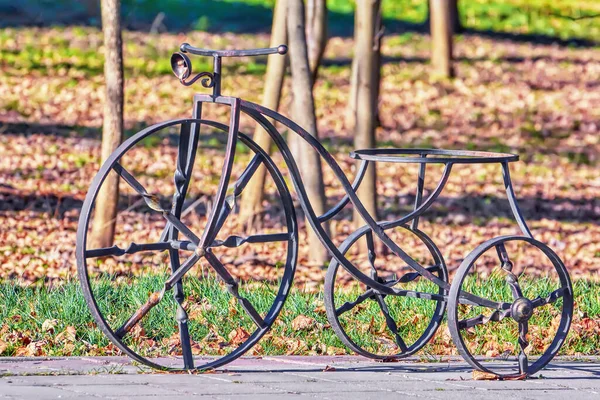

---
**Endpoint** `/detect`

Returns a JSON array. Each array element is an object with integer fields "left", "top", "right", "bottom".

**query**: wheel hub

[{"left": 511, "top": 297, "right": 533, "bottom": 322}]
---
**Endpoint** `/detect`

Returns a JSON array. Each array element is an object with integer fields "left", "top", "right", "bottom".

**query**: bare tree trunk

[
  {"left": 239, "top": 0, "right": 288, "bottom": 222},
  {"left": 89, "top": 0, "right": 124, "bottom": 249},
  {"left": 287, "top": 0, "right": 329, "bottom": 266},
  {"left": 429, "top": 0, "right": 454, "bottom": 78},
  {"left": 289, "top": 0, "right": 327, "bottom": 171},
  {"left": 345, "top": 12, "right": 360, "bottom": 130},
  {"left": 305, "top": 0, "right": 327, "bottom": 81},
  {"left": 352, "top": 0, "right": 381, "bottom": 230},
  {"left": 449, "top": 0, "right": 461, "bottom": 33}
]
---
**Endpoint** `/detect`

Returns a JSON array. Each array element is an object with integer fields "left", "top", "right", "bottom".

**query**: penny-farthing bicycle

[{"left": 77, "top": 44, "right": 573, "bottom": 377}]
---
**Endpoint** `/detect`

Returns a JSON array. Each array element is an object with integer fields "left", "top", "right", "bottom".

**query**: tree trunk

[
  {"left": 449, "top": 0, "right": 461, "bottom": 34},
  {"left": 239, "top": 0, "right": 288, "bottom": 222},
  {"left": 345, "top": 10, "right": 360, "bottom": 130},
  {"left": 426, "top": 0, "right": 461, "bottom": 33},
  {"left": 287, "top": 0, "right": 329, "bottom": 266},
  {"left": 352, "top": 0, "right": 381, "bottom": 229},
  {"left": 305, "top": 0, "right": 327, "bottom": 81},
  {"left": 89, "top": 0, "right": 124, "bottom": 249},
  {"left": 429, "top": 0, "right": 454, "bottom": 78}
]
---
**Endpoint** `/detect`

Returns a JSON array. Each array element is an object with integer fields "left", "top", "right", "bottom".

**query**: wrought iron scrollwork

[
  {"left": 170, "top": 52, "right": 215, "bottom": 88},
  {"left": 180, "top": 71, "right": 215, "bottom": 88}
]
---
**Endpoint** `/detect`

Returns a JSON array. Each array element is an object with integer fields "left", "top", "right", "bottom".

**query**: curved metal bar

[
  {"left": 380, "top": 163, "right": 453, "bottom": 230},
  {"left": 501, "top": 162, "right": 533, "bottom": 239},
  {"left": 180, "top": 72, "right": 215, "bottom": 88},
  {"left": 236, "top": 100, "right": 450, "bottom": 292},
  {"left": 236, "top": 107, "right": 400, "bottom": 294},
  {"left": 317, "top": 159, "right": 369, "bottom": 223},
  {"left": 198, "top": 99, "right": 240, "bottom": 248},
  {"left": 411, "top": 155, "right": 427, "bottom": 230}
]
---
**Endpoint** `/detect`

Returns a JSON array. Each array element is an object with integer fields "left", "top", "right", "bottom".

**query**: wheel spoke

[
  {"left": 205, "top": 153, "right": 264, "bottom": 247},
  {"left": 365, "top": 230, "right": 378, "bottom": 281},
  {"left": 518, "top": 321, "right": 529, "bottom": 375},
  {"left": 397, "top": 265, "right": 441, "bottom": 284},
  {"left": 374, "top": 295, "right": 408, "bottom": 352},
  {"left": 168, "top": 250, "right": 194, "bottom": 369},
  {"left": 366, "top": 230, "right": 408, "bottom": 351},
  {"left": 336, "top": 289, "right": 376, "bottom": 316},
  {"left": 210, "top": 233, "right": 292, "bottom": 248},
  {"left": 457, "top": 309, "right": 511, "bottom": 330},
  {"left": 85, "top": 241, "right": 195, "bottom": 258},
  {"left": 497, "top": 243, "right": 523, "bottom": 300},
  {"left": 457, "top": 290, "right": 512, "bottom": 310},
  {"left": 204, "top": 250, "right": 264, "bottom": 328},
  {"left": 167, "top": 121, "right": 198, "bottom": 370},
  {"left": 112, "top": 163, "right": 163, "bottom": 211},
  {"left": 162, "top": 212, "right": 201, "bottom": 244},
  {"left": 531, "top": 287, "right": 567, "bottom": 308},
  {"left": 164, "top": 252, "right": 202, "bottom": 290},
  {"left": 115, "top": 291, "right": 164, "bottom": 339},
  {"left": 388, "top": 288, "right": 447, "bottom": 302}
]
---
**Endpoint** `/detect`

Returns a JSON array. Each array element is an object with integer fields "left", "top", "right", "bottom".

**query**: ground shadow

[{"left": 2, "top": 180, "right": 598, "bottom": 224}]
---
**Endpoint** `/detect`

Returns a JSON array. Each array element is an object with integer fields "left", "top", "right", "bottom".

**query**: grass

[{"left": 0, "top": 276, "right": 598, "bottom": 358}]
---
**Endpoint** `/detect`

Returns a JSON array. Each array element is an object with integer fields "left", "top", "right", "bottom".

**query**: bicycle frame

[{"left": 188, "top": 94, "right": 522, "bottom": 312}]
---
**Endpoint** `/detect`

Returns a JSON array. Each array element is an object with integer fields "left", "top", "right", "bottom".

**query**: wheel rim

[
  {"left": 448, "top": 236, "right": 573, "bottom": 378},
  {"left": 324, "top": 224, "right": 448, "bottom": 359},
  {"left": 76, "top": 119, "right": 298, "bottom": 370}
]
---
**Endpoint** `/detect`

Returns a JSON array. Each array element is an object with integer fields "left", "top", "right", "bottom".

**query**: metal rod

[
  {"left": 198, "top": 99, "right": 239, "bottom": 249},
  {"left": 502, "top": 162, "right": 533, "bottom": 238},
  {"left": 212, "top": 56, "right": 222, "bottom": 97},
  {"left": 411, "top": 154, "right": 427, "bottom": 230}
]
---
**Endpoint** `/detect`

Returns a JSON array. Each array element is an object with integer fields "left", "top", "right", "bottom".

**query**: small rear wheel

[
  {"left": 447, "top": 236, "right": 573, "bottom": 378},
  {"left": 324, "top": 225, "right": 448, "bottom": 359}
]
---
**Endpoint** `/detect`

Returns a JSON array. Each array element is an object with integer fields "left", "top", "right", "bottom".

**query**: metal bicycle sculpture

[{"left": 77, "top": 44, "right": 573, "bottom": 378}]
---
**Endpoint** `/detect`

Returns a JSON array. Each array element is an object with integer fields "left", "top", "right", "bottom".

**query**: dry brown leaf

[
  {"left": 291, "top": 315, "right": 315, "bottom": 331},
  {"left": 323, "top": 365, "right": 336, "bottom": 372},
  {"left": 472, "top": 370, "right": 499, "bottom": 381},
  {"left": 56, "top": 326, "right": 77, "bottom": 342},
  {"left": 228, "top": 327, "right": 251, "bottom": 346},
  {"left": 41, "top": 319, "right": 58, "bottom": 333}
]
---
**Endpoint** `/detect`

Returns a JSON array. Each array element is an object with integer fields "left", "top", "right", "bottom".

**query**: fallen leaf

[
  {"left": 472, "top": 370, "right": 499, "bottom": 381},
  {"left": 41, "top": 319, "right": 58, "bottom": 333},
  {"left": 228, "top": 327, "right": 251, "bottom": 346},
  {"left": 291, "top": 315, "right": 315, "bottom": 331},
  {"left": 56, "top": 326, "right": 77, "bottom": 342},
  {"left": 323, "top": 365, "right": 336, "bottom": 372}
]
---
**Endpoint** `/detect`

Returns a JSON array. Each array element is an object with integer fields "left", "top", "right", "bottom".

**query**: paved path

[{"left": 1, "top": 356, "right": 599, "bottom": 399}]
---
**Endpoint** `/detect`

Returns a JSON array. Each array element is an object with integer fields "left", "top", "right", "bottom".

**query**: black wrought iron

[
  {"left": 76, "top": 43, "right": 573, "bottom": 376},
  {"left": 447, "top": 236, "right": 573, "bottom": 378}
]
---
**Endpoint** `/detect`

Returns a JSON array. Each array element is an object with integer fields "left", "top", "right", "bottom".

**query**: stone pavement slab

[{"left": 0, "top": 356, "right": 599, "bottom": 399}]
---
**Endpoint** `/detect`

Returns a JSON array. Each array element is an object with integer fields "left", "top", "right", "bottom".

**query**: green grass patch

[{"left": 0, "top": 277, "right": 598, "bottom": 358}]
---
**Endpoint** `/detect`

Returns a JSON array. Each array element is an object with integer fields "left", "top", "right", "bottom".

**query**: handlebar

[{"left": 180, "top": 43, "right": 288, "bottom": 58}]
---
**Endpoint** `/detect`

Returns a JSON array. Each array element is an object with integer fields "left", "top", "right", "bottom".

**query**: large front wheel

[{"left": 76, "top": 119, "right": 298, "bottom": 370}]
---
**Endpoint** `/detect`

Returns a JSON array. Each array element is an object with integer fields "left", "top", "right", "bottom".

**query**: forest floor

[{"left": 0, "top": 21, "right": 599, "bottom": 358}]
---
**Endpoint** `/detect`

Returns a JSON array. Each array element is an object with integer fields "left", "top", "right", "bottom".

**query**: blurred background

[{"left": 0, "top": 0, "right": 599, "bottom": 359}]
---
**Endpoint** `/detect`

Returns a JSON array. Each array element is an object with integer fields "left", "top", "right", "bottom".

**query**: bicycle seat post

[{"left": 212, "top": 55, "right": 222, "bottom": 98}]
